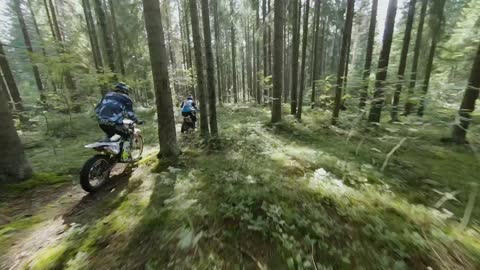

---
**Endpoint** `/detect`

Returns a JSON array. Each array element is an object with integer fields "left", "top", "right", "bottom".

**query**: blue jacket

[
  {"left": 180, "top": 99, "right": 198, "bottom": 113},
  {"left": 96, "top": 91, "right": 137, "bottom": 125}
]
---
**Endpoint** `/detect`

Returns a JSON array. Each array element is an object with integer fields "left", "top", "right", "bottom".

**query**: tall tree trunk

[
  {"left": 94, "top": 0, "right": 116, "bottom": 74},
  {"left": 271, "top": 0, "right": 284, "bottom": 123},
  {"left": 310, "top": 0, "right": 322, "bottom": 107},
  {"left": 82, "top": 0, "right": 103, "bottom": 71},
  {"left": 290, "top": 0, "right": 300, "bottom": 114},
  {"left": 359, "top": 0, "right": 378, "bottom": 109},
  {"left": 417, "top": 0, "right": 446, "bottom": 116},
  {"left": 256, "top": 0, "right": 262, "bottom": 104},
  {"left": 246, "top": 22, "right": 253, "bottom": 101},
  {"left": 189, "top": 0, "right": 209, "bottom": 136},
  {"left": 296, "top": 0, "right": 310, "bottom": 120},
  {"left": 183, "top": 0, "right": 194, "bottom": 98},
  {"left": 48, "top": 0, "right": 62, "bottom": 42},
  {"left": 27, "top": 0, "right": 47, "bottom": 57},
  {"left": 43, "top": 0, "right": 57, "bottom": 41},
  {"left": 13, "top": 0, "right": 44, "bottom": 100},
  {"left": 404, "top": 0, "right": 428, "bottom": 115},
  {"left": 367, "top": 0, "right": 398, "bottom": 123},
  {"left": 213, "top": 0, "right": 223, "bottom": 104},
  {"left": 391, "top": 0, "right": 416, "bottom": 121},
  {"left": 108, "top": 0, "right": 125, "bottom": 76},
  {"left": 0, "top": 76, "right": 32, "bottom": 182},
  {"left": 262, "top": 0, "right": 268, "bottom": 103},
  {"left": 0, "top": 43, "right": 23, "bottom": 111},
  {"left": 331, "top": 0, "right": 355, "bottom": 125},
  {"left": 230, "top": 0, "right": 238, "bottom": 103},
  {"left": 142, "top": 0, "right": 179, "bottom": 159},
  {"left": 451, "top": 42, "right": 480, "bottom": 144},
  {"left": 201, "top": 0, "right": 218, "bottom": 136}
]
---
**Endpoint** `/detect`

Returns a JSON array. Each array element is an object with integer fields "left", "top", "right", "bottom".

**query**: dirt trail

[{"left": 0, "top": 146, "right": 158, "bottom": 270}]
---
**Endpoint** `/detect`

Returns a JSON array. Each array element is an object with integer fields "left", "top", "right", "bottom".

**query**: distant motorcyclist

[
  {"left": 180, "top": 95, "right": 198, "bottom": 127},
  {"left": 95, "top": 82, "right": 143, "bottom": 140}
]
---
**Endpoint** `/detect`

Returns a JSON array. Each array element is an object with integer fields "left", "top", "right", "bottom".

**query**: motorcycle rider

[
  {"left": 180, "top": 95, "right": 198, "bottom": 128},
  {"left": 95, "top": 82, "right": 143, "bottom": 140}
]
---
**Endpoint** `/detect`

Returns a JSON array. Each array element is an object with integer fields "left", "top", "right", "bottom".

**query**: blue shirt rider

[
  {"left": 96, "top": 82, "right": 142, "bottom": 139},
  {"left": 180, "top": 95, "right": 198, "bottom": 126}
]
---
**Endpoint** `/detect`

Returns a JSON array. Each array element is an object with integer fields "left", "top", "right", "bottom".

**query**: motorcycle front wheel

[{"left": 80, "top": 155, "right": 112, "bottom": 193}]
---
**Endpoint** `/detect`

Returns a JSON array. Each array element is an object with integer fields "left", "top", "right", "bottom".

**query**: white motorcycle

[{"left": 80, "top": 119, "right": 144, "bottom": 193}]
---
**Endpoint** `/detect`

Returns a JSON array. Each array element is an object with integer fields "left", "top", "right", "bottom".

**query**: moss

[
  {"left": 29, "top": 242, "right": 70, "bottom": 270},
  {"left": 1, "top": 173, "right": 71, "bottom": 193}
]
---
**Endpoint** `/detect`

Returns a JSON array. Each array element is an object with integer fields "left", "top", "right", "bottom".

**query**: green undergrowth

[
  {"left": 23, "top": 105, "right": 480, "bottom": 269},
  {"left": 1, "top": 173, "right": 72, "bottom": 194}
]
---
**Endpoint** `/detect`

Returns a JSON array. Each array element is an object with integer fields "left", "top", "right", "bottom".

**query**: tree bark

[
  {"left": 296, "top": 0, "right": 310, "bottom": 120},
  {"left": 201, "top": 0, "right": 219, "bottom": 136},
  {"left": 451, "top": 42, "right": 480, "bottom": 144},
  {"left": 82, "top": 0, "right": 103, "bottom": 71},
  {"left": 404, "top": 0, "right": 428, "bottom": 115},
  {"left": 108, "top": 0, "right": 126, "bottom": 76},
  {"left": 230, "top": 0, "right": 238, "bottom": 103},
  {"left": 94, "top": 0, "right": 116, "bottom": 74},
  {"left": 271, "top": 0, "right": 284, "bottom": 123},
  {"left": 142, "top": 0, "right": 180, "bottom": 159},
  {"left": 367, "top": 0, "right": 397, "bottom": 123},
  {"left": 331, "top": 0, "right": 355, "bottom": 125},
  {"left": 359, "top": 0, "right": 378, "bottom": 109},
  {"left": 416, "top": 0, "right": 446, "bottom": 116},
  {"left": 13, "top": 0, "right": 44, "bottom": 100},
  {"left": 213, "top": 0, "right": 223, "bottom": 104},
  {"left": 310, "top": 0, "right": 322, "bottom": 106},
  {"left": 390, "top": 0, "right": 416, "bottom": 121},
  {"left": 256, "top": 0, "right": 262, "bottom": 104},
  {"left": 0, "top": 75, "right": 32, "bottom": 183},
  {"left": 0, "top": 43, "right": 23, "bottom": 111},
  {"left": 189, "top": 0, "right": 210, "bottom": 136},
  {"left": 290, "top": 0, "right": 300, "bottom": 114}
]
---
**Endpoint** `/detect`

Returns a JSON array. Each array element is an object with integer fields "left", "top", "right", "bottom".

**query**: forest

[{"left": 0, "top": 0, "right": 480, "bottom": 269}]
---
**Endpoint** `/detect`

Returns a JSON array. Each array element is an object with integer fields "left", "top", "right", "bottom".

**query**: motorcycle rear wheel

[{"left": 80, "top": 155, "right": 112, "bottom": 193}]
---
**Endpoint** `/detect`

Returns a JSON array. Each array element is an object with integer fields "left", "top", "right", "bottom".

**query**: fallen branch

[
  {"left": 381, "top": 138, "right": 407, "bottom": 172},
  {"left": 460, "top": 183, "right": 478, "bottom": 230}
]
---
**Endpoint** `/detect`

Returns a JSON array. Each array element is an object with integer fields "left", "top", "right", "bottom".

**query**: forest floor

[{"left": 0, "top": 105, "right": 479, "bottom": 269}]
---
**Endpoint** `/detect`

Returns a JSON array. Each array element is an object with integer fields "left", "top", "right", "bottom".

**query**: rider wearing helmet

[
  {"left": 95, "top": 82, "right": 142, "bottom": 139},
  {"left": 180, "top": 95, "right": 199, "bottom": 127}
]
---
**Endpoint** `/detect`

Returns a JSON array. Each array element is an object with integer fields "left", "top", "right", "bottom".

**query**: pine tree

[
  {"left": 94, "top": 0, "right": 116, "bottom": 74},
  {"left": 201, "top": 0, "right": 219, "bottom": 136},
  {"left": 0, "top": 43, "right": 23, "bottom": 111},
  {"left": 367, "top": 0, "right": 398, "bottom": 123},
  {"left": 331, "top": 0, "right": 355, "bottom": 125},
  {"left": 142, "top": 0, "right": 180, "bottom": 159},
  {"left": 296, "top": 0, "right": 310, "bottom": 120},
  {"left": 271, "top": 0, "right": 284, "bottom": 123},
  {"left": 451, "top": 42, "right": 480, "bottom": 144},
  {"left": 359, "top": 0, "right": 378, "bottom": 109},
  {"left": 290, "top": 0, "right": 300, "bottom": 114},
  {"left": 189, "top": 0, "right": 209, "bottom": 136},
  {"left": 391, "top": 0, "right": 416, "bottom": 121},
  {"left": 0, "top": 75, "right": 32, "bottom": 182}
]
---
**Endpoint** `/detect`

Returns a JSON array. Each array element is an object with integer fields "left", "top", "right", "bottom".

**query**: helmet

[
  {"left": 187, "top": 95, "right": 193, "bottom": 100},
  {"left": 114, "top": 82, "right": 130, "bottom": 95}
]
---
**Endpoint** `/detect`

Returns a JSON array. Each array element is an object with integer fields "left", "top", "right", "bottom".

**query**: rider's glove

[{"left": 136, "top": 119, "right": 145, "bottom": 125}]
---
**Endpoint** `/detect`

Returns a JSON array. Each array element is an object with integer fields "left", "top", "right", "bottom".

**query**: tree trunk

[
  {"left": 0, "top": 76, "right": 32, "bottom": 183},
  {"left": 367, "top": 0, "right": 397, "bottom": 123},
  {"left": 142, "top": 0, "right": 180, "bottom": 159},
  {"left": 213, "top": 0, "right": 223, "bottom": 104},
  {"left": 256, "top": 1, "right": 262, "bottom": 104},
  {"left": 0, "top": 43, "right": 23, "bottom": 111},
  {"left": 331, "top": 0, "right": 355, "bottom": 125},
  {"left": 451, "top": 42, "right": 480, "bottom": 144},
  {"left": 230, "top": 0, "right": 238, "bottom": 103},
  {"left": 108, "top": 0, "right": 126, "bottom": 76},
  {"left": 310, "top": 0, "right": 322, "bottom": 106},
  {"left": 290, "top": 0, "right": 300, "bottom": 114},
  {"left": 189, "top": 0, "right": 210, "bottom": 136},
  {"left": 94, "top": 0, "right": 116, "bottom": 74},
  {"left": 404, "top": 0, "right": 428, "bottom": 115},
  {"left": 201, "top": 0, "right": 218, "bottom": 136},
  {"left": 417, "top": 0, "right": 446, "bottom": 116},
  {"left": 27, "top": 0, "right": 47, "bottom": 58},
  {"left": 271, "top": 0, "right": 284, "bottom": 123},
  {"left": 296, "top": 0, "right": 310, "bottom": 120},
  {"left": 262, "top": 0, "right": 268, "bottom": 103},
  {"left": 13, "top": 0, "right": 44, "bottom": 100},
  {"left": 359, "top": 0, "right": 378, "bottom": 109},
  {"left": 246, "top": 22, "right": 253, "bottom": 102},
  {"left": 44, "top": 0, "right": 57, "bottom": 41},
  {"left": 391, "top": 0, "right": 416, "bottom": 121},
  {"left": 183, "top": 0, "right": 195, "bottom": 98},
  {"left": 82, "top": 0, "right": 103, "bottom": 71}
]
